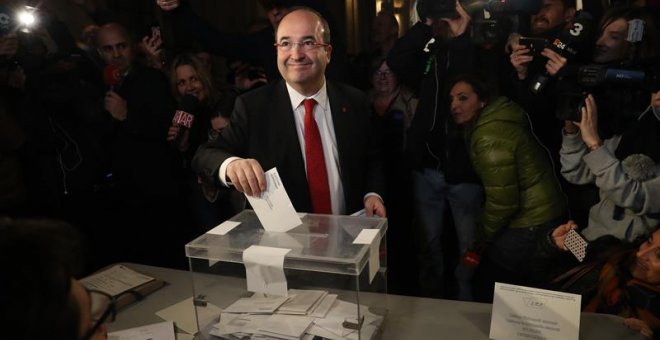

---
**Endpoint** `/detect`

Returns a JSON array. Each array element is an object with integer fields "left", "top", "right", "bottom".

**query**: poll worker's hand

[
  {"left": 104, "top": 91, "right": 128, "bottom": 121},
  {"left": 364, "top": 195, "right": 386, "bottom": 217},
  {"left": 624, "top": 318, "right": 653, "bottom": 339},
  {"left": 441, "top": 0, "right": 471, "bottom": 38},
  {"left": 574, "top": 94, "right": 602, "bottom": 149},
  {"left": 541, "top": 48, "right": 567, "bottom": 77},
  {"left": 156, "top": 0, "right": 179, "bottom": 11},
  {"left": 226, "top": 158, "right": 266, "bottom": 197},
  {"left": 551, "top": 220, "right": 578, "bottom": 251},
  {"left": 510, "top": 43, "right": 534, "bottom": 80}
]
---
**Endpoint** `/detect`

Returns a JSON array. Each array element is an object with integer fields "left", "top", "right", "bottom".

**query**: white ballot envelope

[
  {"left": 246, "top": 168, "right": 302, "bottom": 232},
  {"left": 490, "top": 282, "right": 581, "bottom": 340}
]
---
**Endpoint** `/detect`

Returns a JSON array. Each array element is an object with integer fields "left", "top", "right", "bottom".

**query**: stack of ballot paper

[
  {"left": 277, "top": 290, "right": 328, "bottom": 315},
  {"left": 208, "top": 289, "right": 384, "bottom": 340}
]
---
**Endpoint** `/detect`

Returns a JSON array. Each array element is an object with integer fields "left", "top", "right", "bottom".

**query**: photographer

[
  {"left": 387, "top": 0, "right": 483, "bottom": 300},
  {"left": 508, "top": 0, "right": 580, "bottom": 157},
  {"left": 561, "top": 90, "right": 660, "bottom": 242},
  {"left": 582, "top": 6, "right": 660, "bottom": 137}
]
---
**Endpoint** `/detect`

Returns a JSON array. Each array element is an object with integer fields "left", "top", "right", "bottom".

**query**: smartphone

[
  {"left": 519, "top": 37, "right": 548, "bottom": 56},
  {"left": 151, "top": 26, "right": 161, "bottom": 39},
  {"left": 564, "top": 229, "right": 588, "bottom": 262}
]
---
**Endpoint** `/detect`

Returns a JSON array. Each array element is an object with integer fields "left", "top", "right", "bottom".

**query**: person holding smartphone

[
  {"left": 535, "top": 221, "right": 660, "bottom": 339},
  {"left": 0, "top": 217, "right": 111, "bottom": 340},
  {"left": 560, "top": 90, "right": 660, "bottom": 243}
]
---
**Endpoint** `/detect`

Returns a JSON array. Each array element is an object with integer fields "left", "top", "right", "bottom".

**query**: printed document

[
  {"left": 81, "top": 265, "right": 154, "bottom": 296},
  {"left": 490, "top": 282, "right": 581, "bottom": 340}
]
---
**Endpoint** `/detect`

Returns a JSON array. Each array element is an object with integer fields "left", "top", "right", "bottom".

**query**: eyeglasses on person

[
  {"left": 274, "top": 39, "right": 330, "bottom": 51},
  {"left": 374, "top": 70, "right": 394, "bottom": 79}
]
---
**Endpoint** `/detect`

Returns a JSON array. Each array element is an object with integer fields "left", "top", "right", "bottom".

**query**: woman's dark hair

[
  {"left": 448, "top": 73, "right": 493, "bottom": 104},
  {"left": 170, "top": 52, "right": 219, "bottom": 105},
  {"left": 0, "top": 217, "right": 84, "bottom": 340}
]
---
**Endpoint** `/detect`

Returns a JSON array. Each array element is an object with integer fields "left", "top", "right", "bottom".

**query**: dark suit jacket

[{"left": 192, "top": 79, "right": 384, "bottom": 214}]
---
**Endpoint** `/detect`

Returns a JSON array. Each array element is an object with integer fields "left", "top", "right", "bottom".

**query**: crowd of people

[{"left": 1, "top": 0, "right": 660, "bottom": 338}]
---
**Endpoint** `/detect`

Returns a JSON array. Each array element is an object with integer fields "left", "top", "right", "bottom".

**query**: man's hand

[
  {"left": 140, "top": 34, "right": 163, "bottom": 69},
  {"left": 510, "top": 43, "right": 534, "bottom": 80},
  {"left": 156, "top": 0, "right": 179, "bottom": 11},
  {"left": 541, "top": 48, "right": 567, "bottom": 77},
  {"left": 226, "top": 159, "right": 267, "bottom": 197},
  {"left": 364, "top": 196, "right": 386, "bottom": 217},
  {"left": 624, "top": 318, "right": 653, "bottom": 339},
  {"left": 104, "top": 91, "right": 128, "bottom": 121},
  {"left": 551, "top": 220, "right": 578, "bottom": 250}
]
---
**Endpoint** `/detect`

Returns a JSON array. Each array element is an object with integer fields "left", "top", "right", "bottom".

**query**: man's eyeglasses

[
  {"left": 374, "top": 70, "right": 394, "bottom": 79},
  {"left": 81, "top": 289, "right": 116, "bottom": 340},
  {"left": 274, "top": 39, "right": 330, "bottom": 51}
]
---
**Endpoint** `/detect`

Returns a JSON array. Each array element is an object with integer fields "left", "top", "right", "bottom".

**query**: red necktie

[{"left": 303, "top": 99, "right": 332, "bottom": 214}]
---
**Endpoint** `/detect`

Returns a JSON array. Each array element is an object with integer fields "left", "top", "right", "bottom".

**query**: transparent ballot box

[{"left": 185, "top": 209, "right": 388, "bottom": 340}]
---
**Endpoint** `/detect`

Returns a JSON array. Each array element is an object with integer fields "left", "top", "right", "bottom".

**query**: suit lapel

[{"left": 327, "top": 82, "right": 352, "bottom": 196}]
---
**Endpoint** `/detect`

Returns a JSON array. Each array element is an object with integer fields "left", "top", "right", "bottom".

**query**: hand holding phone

[
  {"left": 519, "top": 37, "right": 548, "bottom": 56},
  {"left": 151, "top": 26, "right": 161, "bottom": 40}
]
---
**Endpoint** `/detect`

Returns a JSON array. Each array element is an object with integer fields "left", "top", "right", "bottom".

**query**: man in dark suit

[{"left": 193, "top": 8, "right": 385, "bottom": 217}]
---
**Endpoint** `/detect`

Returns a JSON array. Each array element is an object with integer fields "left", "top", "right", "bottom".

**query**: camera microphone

[{"left": 529, "top": 10, "right": 596, "bottom": 94}]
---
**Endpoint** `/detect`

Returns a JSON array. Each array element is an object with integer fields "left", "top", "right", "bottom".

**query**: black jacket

[{"left": 387, "top": 22, "right": 479, "bottom": 184}]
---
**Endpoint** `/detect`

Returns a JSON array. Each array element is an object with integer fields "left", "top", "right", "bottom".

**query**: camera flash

[{"left": 17, "top": 6, "right": 36, "bottom": 32}]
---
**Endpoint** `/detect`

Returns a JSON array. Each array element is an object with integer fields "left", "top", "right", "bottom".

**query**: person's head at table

[
  {"left": 274, "top": 7, "right": 332, "bottom": 97},
  {"left": 631, "top": 226, "right": 660, "bottom": 284},
  {"left": 553, "top": 223, "right": 660, "bottom": 285},
  {"left": 0, "top": 217, "right": 110, "bottom": 340}
]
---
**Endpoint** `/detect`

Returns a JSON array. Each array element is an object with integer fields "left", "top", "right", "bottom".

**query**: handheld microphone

[
  {"left": 529, "top": 10, "right": 596, "bottom": 94},
  {"left": 103, "top": 64, "right": 122, "bottom": 90},
  {"left": 171, "top": 94, "right": 199, "bottom": 149}
]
